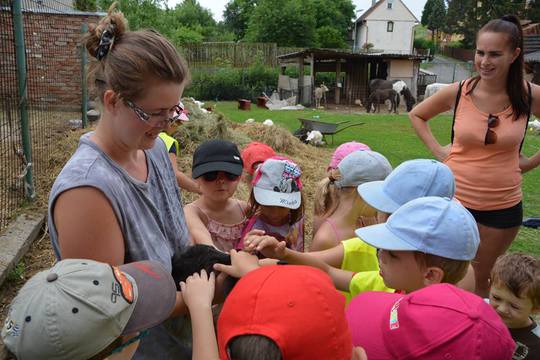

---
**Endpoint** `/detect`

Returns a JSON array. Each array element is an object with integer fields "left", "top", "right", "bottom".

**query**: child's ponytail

[{"left": 314, "top": 169, "right": 341, "bottom": 218}]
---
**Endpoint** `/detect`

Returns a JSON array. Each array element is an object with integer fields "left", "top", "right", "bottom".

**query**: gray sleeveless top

[{"left": 48, "top": 132, "right": 192, "bottom": 359}]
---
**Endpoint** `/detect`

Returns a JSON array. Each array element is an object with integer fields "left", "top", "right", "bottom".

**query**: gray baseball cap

[
  {"left": 2, "top": 259, "right": 176, "bottom": 360},
  {"left": 334, "top": 150, "right": 392, "bottom": 189},
  {"left": 253, "top": 157, "right": 302, "bottom": 209}
]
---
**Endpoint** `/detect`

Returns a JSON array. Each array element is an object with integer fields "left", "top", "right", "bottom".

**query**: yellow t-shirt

[
  {"left": 341, "top": 237, "right": 379, "bottom": 273},
  {"left": 340, "top": 237, "right": 394, "bottom": 301},
  {"left": 349, "top": 271, "right": 394, "bottom": 299}
]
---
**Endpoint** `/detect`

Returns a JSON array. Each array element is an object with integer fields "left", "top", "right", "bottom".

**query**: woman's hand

[
  {"left": 179, "top": 270, "right": 215, "bottom": 310},
  {"left": 434, "top": 143, "right": 451, "bottom": 162}
]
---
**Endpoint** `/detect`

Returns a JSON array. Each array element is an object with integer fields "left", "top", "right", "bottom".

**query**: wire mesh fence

[{"left": 0, "top": 0, "right": 101, "bottom": 231}]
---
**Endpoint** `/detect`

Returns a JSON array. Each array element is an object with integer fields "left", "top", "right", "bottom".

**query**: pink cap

[
  {"left": 346, "top": 284, "right": 515, "bottom": 359},
  {"left": 328, "top": 141, "right": 371, "bottom": 170}
]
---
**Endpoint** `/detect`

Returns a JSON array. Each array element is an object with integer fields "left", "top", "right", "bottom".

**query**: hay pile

[{"left": 175, "top": 105, "right": 334, "bottom": 244}]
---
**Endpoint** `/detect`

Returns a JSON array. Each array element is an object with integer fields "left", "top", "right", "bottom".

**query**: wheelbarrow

[{"left": 296, "top": 118, "right": 364, "bottom": 145}]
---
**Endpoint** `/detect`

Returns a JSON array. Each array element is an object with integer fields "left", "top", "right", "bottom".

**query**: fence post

[
  {"left": 81, "top": 22, "right": 88, "bottom": 128},
  {"left": 12, "top": 0, "right": 35, "bottom": 200}
]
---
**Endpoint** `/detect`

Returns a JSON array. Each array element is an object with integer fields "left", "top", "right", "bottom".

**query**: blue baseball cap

[
  {"left": 355, "top": 197, "right": 479, "bottom": 260},
  {"left": 357, "top": 159, "right": 455, "bottom": 213}
]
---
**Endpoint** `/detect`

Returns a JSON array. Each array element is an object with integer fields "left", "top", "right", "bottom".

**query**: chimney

[{"left": 372, "top": 0, "right": 376, "bottom": 5}]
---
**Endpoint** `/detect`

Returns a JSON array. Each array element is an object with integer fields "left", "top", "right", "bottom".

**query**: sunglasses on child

[
  {"left": 201, "top": 171, "right": 239, "bottom": 182},
  {"left": 484, "top": 114, "right": 500, "bottom": 145}
]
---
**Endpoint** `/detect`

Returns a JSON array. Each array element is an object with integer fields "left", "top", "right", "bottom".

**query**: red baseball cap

[
  {"left": 241, "top": 142, "right": 276, "bottom": 175},
  {"left": 218, "top": 265, "right": 352, "bottom": 360},
  {"left": 346, "top": 283, "right": 515, "bottom": 360}
]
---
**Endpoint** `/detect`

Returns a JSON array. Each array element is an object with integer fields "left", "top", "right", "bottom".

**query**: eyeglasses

[
  {"left": 485, "top": 114, "right": 500, "bottom": 145},
  {"left": 126, "top": 100, "right": 187, "bottom": 127},
  {"left": 202, "top": 171, "right": 239, "bottom": 182}
]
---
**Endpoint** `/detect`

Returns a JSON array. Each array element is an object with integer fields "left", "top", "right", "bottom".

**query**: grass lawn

[{"left": 214, "top": 101, "right": 540, "bottom": 256}]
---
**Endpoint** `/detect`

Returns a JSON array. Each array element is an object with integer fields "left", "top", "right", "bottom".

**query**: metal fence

[{"left": 0, "top": 0, "right": 95, "bottom": 231}]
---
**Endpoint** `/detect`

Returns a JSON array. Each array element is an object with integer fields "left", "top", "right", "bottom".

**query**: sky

[{"left": 167, "top": 0, "right": 428, "bottom": 23}]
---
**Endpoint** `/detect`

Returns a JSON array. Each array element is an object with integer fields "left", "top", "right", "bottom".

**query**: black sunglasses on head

[{"left": 201, "top": 171, "right": 239, "bottom": 182}]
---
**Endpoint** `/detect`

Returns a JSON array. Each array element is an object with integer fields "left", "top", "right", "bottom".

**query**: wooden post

[
  {"left": 310, "top": 54, "right": 315, "bottom": 107},
  {"left": 298, "top": 56, "right": 304, "bottom": 105},
  {"left": 335, "top": 60, "right": 341, "bottom": 105}
]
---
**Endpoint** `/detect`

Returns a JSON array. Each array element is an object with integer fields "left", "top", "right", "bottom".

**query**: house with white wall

[{"left": 353, "top": 0, "right": 418, "bottom": 54}]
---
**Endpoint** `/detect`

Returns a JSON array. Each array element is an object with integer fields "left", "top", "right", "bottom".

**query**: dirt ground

[{"left": 0, "top": 117, "right": 334, "bottom": 336}]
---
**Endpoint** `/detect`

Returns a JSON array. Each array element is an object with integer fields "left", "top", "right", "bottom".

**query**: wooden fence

[
  {"left": 439, "top": 46, "right": 475, "bottom": 62},
  {"left": 178, "top": 42, "right": 305, "bottom": 68}
]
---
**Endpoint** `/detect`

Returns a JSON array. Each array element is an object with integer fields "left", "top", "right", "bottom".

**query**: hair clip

[{"left": 96, "top": 27, "right": 114, "bottom": 61}]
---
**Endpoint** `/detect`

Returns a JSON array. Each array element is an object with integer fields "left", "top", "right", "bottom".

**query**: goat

[
  {"left": 366, "top": 89, "right": 399, "bottom": 114},
  {"left": 314, "top": 83, "right": 329, "bottom": 108}
]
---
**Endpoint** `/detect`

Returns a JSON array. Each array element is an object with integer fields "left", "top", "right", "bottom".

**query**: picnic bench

[{"left": 297, "top": 118, "right": 364, "bottom": 144}]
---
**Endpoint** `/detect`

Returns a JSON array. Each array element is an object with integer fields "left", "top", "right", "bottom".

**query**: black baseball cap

[{"left": 192, "top": 139, "right": 243, "bottom": 179}]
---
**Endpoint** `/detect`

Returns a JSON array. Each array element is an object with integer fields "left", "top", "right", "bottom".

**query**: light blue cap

[
  {"left": 355, "top": 197, "right": 479, "bottom": 260},
  {"left": 357, "top": 159, "right": 455, "bottom": 213}
]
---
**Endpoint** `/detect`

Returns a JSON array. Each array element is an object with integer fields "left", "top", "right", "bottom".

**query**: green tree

[
  {"left": 74, "top": 0, "right": 97, "bottom": 11},
  {"left": 315, "top": 26, "right": 348, "bottom": 48},
  {"left": 445, "top": 0, "right": 528, "bottom": 48},
  {"left": 245, "top": 0, "right": 317, "bottom": 46},
  {"left": 312, "top": 0, "right": 355, "bottom": 47},
  {"left": 421, "top": 0, "right": 446, "bottom": 43},
  {"left": 526, "top": 0, "right": 540, "bottom": 23},
  {"left": 223, "top": 0, "right": 257, "bottom": 40},
  {"left": 98, "top": 0, "right": 166, "bottom": 32}
]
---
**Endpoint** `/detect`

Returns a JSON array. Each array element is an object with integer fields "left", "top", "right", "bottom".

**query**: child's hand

[
  {"left": 246, "top": 235, "right": 287, "bottom": 259},
  {"left": 179, "top": 269, "right": 215, "bottom": 310},
  {"left": 240, "top": 229, "right": 266, "bottom": 253},
  {"left": 213, "top": 250, "right": 259, "bottom": 278}
]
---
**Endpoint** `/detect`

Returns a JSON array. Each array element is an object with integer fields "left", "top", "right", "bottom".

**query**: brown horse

[{"left": 366, "top": 89, "right": 399, "bottom": 114}]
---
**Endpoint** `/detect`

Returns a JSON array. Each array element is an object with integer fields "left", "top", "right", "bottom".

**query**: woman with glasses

[
  {"left": 48, "top": 4, "right": 192, "bottom": 358},
  {"left": 184, "top": 140, "right": 249, "bottom": 252},
  {"left": 409, "top": 15, "right": 540, "bottom": 297}
]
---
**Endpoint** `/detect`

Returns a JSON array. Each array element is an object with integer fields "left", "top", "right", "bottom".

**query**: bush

[
  {"left": 185, "top": 64, "right": 279, "bottom": 101},
  {"left": 414, "top": 38, "right": 437, "bottom": 54}
]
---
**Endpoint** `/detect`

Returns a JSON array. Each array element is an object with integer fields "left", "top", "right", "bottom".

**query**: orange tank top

[{"left": 444, "top": 79, "right": 528, "bottom": 210}]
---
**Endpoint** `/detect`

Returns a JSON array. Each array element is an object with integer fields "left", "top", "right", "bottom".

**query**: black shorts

[{"left": 466, "top": 202, "right": 523, "bottom": 229}]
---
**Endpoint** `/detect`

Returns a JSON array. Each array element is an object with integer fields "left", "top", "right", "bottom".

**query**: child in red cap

[{"left": 240, "top": 141, "right": 276, "bottom": 181}]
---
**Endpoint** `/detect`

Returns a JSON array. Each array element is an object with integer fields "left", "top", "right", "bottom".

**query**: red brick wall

[{"left": 1, "top": 11, "right": 101, "bottom": 110}]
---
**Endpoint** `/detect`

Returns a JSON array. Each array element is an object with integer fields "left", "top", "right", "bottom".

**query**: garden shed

[{"left": 277, "top": 48, "right": 429, "bottom": 106}]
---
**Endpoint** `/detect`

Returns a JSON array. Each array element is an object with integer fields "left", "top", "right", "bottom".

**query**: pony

[
  {"left": 424, "top": 83, "right": 450, "bottom": 99},
  {"left": 366, "top": 89, "right": 399, "bottom": 114},
  {"left": 369, "top": 79, "right": 416, "bottom": 112}
]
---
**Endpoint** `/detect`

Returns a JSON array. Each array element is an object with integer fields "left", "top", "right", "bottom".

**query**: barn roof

[{"left": 277, "top": 48, "right": 429, "bottom": 62}]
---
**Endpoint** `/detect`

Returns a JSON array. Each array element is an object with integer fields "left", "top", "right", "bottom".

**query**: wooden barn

[{"left": 277, "top": 48, "right": 429, "bottom": 107}]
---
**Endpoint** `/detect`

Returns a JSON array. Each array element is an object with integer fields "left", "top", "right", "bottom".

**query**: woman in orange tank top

[{"left": 409, "top": 15, "right": 540, "bottom": 297}]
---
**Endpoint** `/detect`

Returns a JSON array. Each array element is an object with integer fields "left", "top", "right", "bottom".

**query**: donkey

[
  {"left": 366, "top": 89, "right": 399, "bottom": 114},
  {"left": 314, "top": 83, "right": 329, "bottom": 108}
]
